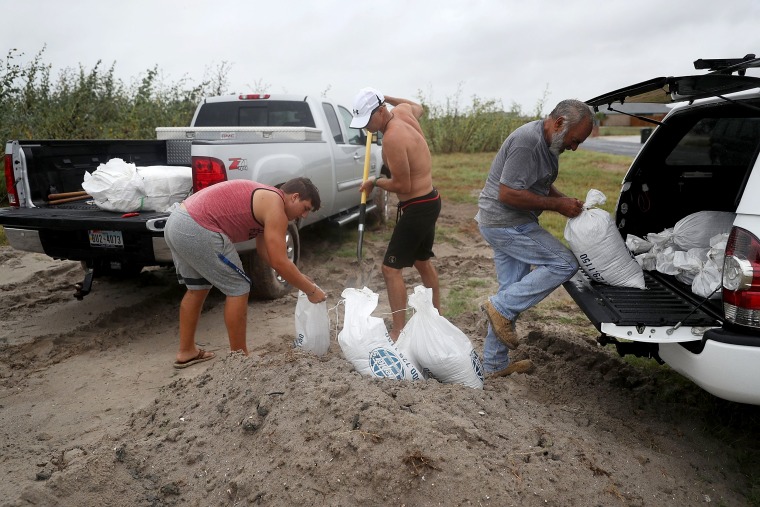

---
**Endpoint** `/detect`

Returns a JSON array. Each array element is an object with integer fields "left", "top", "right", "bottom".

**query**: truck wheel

[
  {"left": 368, "top": 188, "right": 391, "bottom": 225},
  {"left": 244, "top": 222, "right": 300, "bottom": 300}
]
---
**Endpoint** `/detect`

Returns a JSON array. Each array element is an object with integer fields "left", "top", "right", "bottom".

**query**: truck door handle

[{"left": 353, "top": 153, "right": 363, "bottom": 160}]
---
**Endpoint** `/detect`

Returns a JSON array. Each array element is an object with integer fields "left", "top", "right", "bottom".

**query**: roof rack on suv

[
  {"left": 694, "top": 54, "right": 760, "bottom": 76},
  {"left": 586, "top": 54, "right": 760, "bottom": 114}
]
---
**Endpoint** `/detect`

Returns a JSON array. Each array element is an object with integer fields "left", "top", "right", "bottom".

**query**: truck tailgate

[
  {"left": 0, "top": 204, "right": 169, "bottom": 231},
  {"left": 563, "top": 270, "right": 723, "bottom": 331}
]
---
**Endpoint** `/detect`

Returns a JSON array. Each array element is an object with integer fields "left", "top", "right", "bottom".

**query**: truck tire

[
  {"left": 368, "top": 188, "right": 391, "bottom": 225},
  {"left": 244, "top": 222, "right": 300, "bottom": 300}
]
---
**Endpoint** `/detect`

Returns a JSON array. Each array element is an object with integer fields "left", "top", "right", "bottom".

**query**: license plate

[{"left": 88, "top": 230, "right": 124, "bottom": 248}]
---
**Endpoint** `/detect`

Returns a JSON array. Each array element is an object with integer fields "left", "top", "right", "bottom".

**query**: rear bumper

[{"left": 660, "top": 329, "right": 760, "bottom": 405}]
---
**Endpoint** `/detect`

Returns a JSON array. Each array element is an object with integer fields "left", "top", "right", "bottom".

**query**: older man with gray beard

[{"left": 475, "top": 99, "right": 594, "bottom": 377}]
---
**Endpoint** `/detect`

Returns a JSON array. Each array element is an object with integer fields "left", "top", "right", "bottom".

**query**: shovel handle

[
  {"left": 360, "top": 129, "right": 373, "bottom": 204},
  {"left": 49, "top": 194, "right": 92, "bottom": 205},
  {"left": 48, "top": 190, "right": 88, "bottom": 200}
]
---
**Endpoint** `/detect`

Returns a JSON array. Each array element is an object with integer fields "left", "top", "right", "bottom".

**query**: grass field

[{"left": 431, "top": 148, "right": 632, "bottom": 242}]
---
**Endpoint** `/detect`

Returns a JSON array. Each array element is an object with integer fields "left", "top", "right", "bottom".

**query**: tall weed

[{"left": 417, "top": 86, "right": 533, "bottom": 154}]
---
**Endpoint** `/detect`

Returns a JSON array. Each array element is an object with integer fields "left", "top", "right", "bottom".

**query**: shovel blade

[
  {"left": 345, "top": 262, "right": 376, "bottom": 289},
  {"left": 356, "top": 229, "right": 365, "bottom": 262}
]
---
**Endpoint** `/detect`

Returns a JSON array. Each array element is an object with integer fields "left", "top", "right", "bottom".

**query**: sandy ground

[{"left": 1, "top": 199, "right": 758, "bottom": 506}]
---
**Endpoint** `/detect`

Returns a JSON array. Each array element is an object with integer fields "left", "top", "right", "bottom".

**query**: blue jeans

[{"left": 479, "top": 222, "right": 578, "bottom": 373}]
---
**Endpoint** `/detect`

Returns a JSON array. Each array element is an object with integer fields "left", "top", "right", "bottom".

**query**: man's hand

[
  {"left": 359, "top": 176, "right": 376, "bottom": 195},
  {"left": 556, "top": 197, "right": 584, "bottom": 218},
  {"left": 307, "top": 285, "right": 327, "bottom": 303}
]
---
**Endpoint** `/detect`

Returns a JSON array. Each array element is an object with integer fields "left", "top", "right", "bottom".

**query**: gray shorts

[{"left": 164, "top": 208, "right": 252, "bottom": 296}]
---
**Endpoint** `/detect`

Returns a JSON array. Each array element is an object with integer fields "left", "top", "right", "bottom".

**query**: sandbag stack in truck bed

[{"left": 82, "top": 158, "right": 191, "bottom": 213}]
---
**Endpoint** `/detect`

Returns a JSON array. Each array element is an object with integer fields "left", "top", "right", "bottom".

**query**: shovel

[{"left": 346, "top": 130, "right": 375, "bottom": 288}]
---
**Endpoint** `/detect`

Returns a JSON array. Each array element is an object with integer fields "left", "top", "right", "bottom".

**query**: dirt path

[{"left": 0, "top": 200, "right": 757, "bottom": 506}]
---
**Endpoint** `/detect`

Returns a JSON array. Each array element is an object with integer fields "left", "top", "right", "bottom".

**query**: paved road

[{"left": 579, "top": 135, "right": 643, "bottom": 157}]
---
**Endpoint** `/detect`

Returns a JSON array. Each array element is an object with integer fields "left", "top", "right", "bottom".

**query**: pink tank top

[{"left": 184, "top": 181, "right": 284, "bottom": 243}]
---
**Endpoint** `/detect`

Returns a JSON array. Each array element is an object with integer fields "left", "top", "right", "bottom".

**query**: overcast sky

[{"left": 6, "top": 0, "right": 760, "bottom": 115}]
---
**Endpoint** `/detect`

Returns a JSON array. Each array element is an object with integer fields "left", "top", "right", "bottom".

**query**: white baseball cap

[{"left": 350, "top": 87, "right": 385, "bottom": 129}]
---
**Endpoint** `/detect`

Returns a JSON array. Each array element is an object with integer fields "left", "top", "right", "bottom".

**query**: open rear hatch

[{"left": 566, "top": 54, "right": 760, "bottom": 344}]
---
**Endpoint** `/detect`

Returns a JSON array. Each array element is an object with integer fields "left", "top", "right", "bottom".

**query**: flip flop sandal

[{"left": 173, "top": 349, "right": 215, "bottom": 369}]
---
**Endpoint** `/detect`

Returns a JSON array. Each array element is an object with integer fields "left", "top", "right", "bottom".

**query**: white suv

[{"left": 565, "top": 55, "right": 760, "bottom": 405}]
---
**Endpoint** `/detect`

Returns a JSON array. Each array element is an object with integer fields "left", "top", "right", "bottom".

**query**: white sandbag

[
  {"left": 337, "top": 287, "right": 421, "bottom": 381},
  {"left": 692, "top": 258, "right": 723, "bottom": 299},
  {"left": 294, "top": 290, "right": 330, "bottom": 356},
  {"left": 626, "top": 234, "right": 653, "bottom": 255},
  {"left": 564, "top": 189, "right": 646, "bottom": 289},
  {"left": 655, "top": 246, "right": 679, "bottom": 275},
  {"left": 137, "top": 166, "right": 192, "bottom": 212},
  {"left": 396, "top": 286, "right": 484, "bottom": 389},
  {"left": 672, "top": 211, "right": 735, "bottom": 250},
  {"left": 673, "top": 248, "right": 709, "bottom": 285},
  {"left": 82, "top": 158, "right": 192, "bottom": 212},
  {"left": 636, "top": 251, "right": 657, "bottom": 271},
  {"left": 82, "top": 158, "right": 144, "bottom": 212},
  {"left": 690, "top": 233, "right": 729, "bottom": 299},
  {"left": 646, "top": 228, "right": 675, "bottom": 251},
  {"left": 708, "top": 233, "right": 729, "bottom": 267}
]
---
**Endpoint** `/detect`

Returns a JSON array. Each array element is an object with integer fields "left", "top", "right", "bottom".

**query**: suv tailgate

[{"left": 564, "top": 270, "right": 723, "bottom": 343}]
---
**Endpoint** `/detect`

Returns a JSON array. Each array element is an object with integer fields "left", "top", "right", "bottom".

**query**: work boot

[
  {"left": 481, "top": 300, "right": 519, "bottom": 349},
  {"left": 488, "top": 359, "right": 535, "bottom": 378}
]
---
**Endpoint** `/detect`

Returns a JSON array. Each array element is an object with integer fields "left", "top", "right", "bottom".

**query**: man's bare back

[{"left": 378, "top": 102, "right": 434, "bottom": 202}]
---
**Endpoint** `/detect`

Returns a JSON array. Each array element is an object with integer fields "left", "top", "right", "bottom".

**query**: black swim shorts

[{"left": 383, "top": 189, "right": 441, "bottom": 269}]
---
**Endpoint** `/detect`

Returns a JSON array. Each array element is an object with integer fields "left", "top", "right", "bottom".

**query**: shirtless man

[{"left": 351, "top": 87, "right": 441, "bottom": 341}]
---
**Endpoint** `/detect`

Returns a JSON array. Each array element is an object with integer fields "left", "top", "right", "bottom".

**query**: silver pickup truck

[{"left": 0, "top": 94, "right": 386, "bottom": 299}]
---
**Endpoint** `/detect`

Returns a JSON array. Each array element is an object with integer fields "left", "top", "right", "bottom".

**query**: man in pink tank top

[{"left": 165, "top": 177, "right": 327, "bottom": 368}]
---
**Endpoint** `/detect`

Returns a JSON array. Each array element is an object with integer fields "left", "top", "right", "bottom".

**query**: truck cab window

[
  {"left": 194, "top": 101, "right": 316, "bottom": 128},
  {"left": 338, "top": 106, "right": 364, "bottom": 146},
  {"left": 322, "top": 103, "right": 344, "bottom": 144}
]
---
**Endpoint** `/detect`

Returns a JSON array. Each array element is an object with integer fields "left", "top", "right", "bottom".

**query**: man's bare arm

[
  {"left": 256, "top": 193, "right": 325, "bottom": 298},
  {"left": 499, "top": 184, "right": 583, "bottom": 218},
  {"left": 383, "top": 95, "right": 424, "bottom": 119}
]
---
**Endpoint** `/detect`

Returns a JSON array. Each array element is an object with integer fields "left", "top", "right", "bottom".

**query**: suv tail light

[
  {"left": 4, "top": 153, "right": 19, "bottom": 207},
  {"left": 722, "top": 226, "right": 760, "bottom": 329},
  {"left": 191, "top": 156, "right": 227, "bottom": 192}
]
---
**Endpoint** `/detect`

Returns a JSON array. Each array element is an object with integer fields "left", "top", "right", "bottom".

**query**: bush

[{"left": 417, "top": 86, "right": 534, "bottom": 154}]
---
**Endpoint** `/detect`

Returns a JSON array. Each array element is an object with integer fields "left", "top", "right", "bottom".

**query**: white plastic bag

[
  {"left": 137, "top": 166, "right": 192, "bottom": 212},
  {"left": 691, "top": 233, "right": 729, "bottom": 299},
  {"left": 82, "top": 158, "right": 144, "bottom": 212},
  {"left": 673, "top": 248, "right": 709, "bottom": 285},
  {"left": 337, "top": 287, "right": 421, "bottom": 381},
  {"left": 294, "top": 290, "right": 330, "bottom": 356},
  {"left": 625, "top": 234, "right": 653, "bottom": 255},
  {"left": 692, "top": 259, "right": 723, "bottom": 299},
  {"left": 396, "top": 286, "right": 483, "bottom": 389},
  {"left": 564, "top": 189, "right": 646, "bottom": 289},
  {"left": 82, "top": 158, "right": 192, "bottom": 212},
  {"left": 672, "top": 211, "right": 735, "bottom": 250}
]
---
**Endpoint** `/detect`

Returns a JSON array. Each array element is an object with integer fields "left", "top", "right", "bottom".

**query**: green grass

[
  {"left": 431, "top": 152, "right": 496, "bottom": 204},
  {"left": 443, "top": 278, "right": 491, "bottom": 318},
  {"left": 432, "top": 149, "right": 632, "bottom": 244}
]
